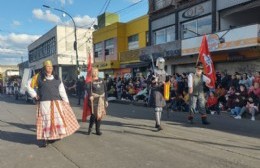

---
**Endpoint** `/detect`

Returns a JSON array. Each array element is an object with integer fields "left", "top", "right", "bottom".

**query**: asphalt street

[{"left": 0, "top": 94, "right": 260, "bottom": 168}]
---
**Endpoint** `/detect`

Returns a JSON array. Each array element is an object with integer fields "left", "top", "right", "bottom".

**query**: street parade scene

[{"left": 0, "top": 0, "right": 260, "bottom": 168}]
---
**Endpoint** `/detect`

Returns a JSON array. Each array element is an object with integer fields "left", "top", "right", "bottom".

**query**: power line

[
  {"left": 78, "top": 0, "right": 145, "bottom": 29},
  {"left": 103, "top": 0, "right": 112, "bottom": 13}
]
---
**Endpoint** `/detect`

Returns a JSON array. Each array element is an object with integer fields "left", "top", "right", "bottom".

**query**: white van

[{"left": 15, "top": 68, "right": 35, "bottom": 103}]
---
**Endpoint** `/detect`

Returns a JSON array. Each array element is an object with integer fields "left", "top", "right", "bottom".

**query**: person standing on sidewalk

[
  {"left": 76, "top": 76, "right": 85, "bottom": 105},
  {"left": 188, "top": 62, "right": 211, "bottom": 125},
  {"left": 86, "top": 67, "right": 108, "bottom": 136},
  {"left": 27, "top": 60, "right": 80, "bottom": 147}
]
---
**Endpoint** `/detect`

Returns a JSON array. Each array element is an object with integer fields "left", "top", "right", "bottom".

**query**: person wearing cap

[
  {"left": 187, "top": 62, "right": 211, "bottom": 125},
  {"left": 27, "top": 60, "right": 80, "bottom": 147}
]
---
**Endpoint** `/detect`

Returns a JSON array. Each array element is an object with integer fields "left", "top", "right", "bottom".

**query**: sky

[{"left": 0, "top": 0, "right": 148, "bottom": 65}]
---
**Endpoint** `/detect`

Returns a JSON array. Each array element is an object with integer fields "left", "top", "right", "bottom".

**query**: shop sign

[
  {"left": 179, "top": 1, "right": 211, "bottom": 22},
  {"left": 182, "top": 24, "right": 260, "bottom": 56},
  {"left": 120, "top": 49, "right": 140, "bottom": 63}
]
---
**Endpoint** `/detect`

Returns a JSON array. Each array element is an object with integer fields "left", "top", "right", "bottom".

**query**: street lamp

[{"left": 42, "top": 5, "right": 79, "bottom": 71}]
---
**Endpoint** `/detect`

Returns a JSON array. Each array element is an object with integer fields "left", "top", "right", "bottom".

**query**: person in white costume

[{"left": 27, "top": 60, "right": 79, "bottom": 147}]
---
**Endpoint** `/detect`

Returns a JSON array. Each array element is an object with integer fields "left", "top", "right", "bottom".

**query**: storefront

[
  {"left": 120, "top": 48, "right": 150, "bottom": 78},
  {"left": 93, "top": 60, "right": 120, "bottom": 78},
  {"left": 181, "top": 24, "right": 260, "bottom": 74}
]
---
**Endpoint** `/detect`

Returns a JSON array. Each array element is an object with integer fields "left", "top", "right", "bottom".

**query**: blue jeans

[{"left": 231, "top": 107, "right": 241, "bottom": 115}]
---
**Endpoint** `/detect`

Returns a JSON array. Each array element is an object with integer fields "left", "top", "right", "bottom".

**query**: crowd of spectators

[
  {"left": 167, "top": 71, "right": 260, "bottom": 121},
  {"left": 30, "top": 69, "right": 260, "bottom": 121}
]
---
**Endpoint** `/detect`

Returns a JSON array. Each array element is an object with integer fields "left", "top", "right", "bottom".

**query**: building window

[
  {"left": 28, "top": 37, "right": 56, "bottom": 63},
  {"left": 105, "top": 38, "right": 114, "bottom": 56},
  {"left": 128, "top": 34, "right": 139, "bottom": 50},
  {"left": 94, "top": 42, "right": 103, "bottom": 58},
  {"left": 182, "top": 15, "right": 212, "bottom": 39},
  {"left": 154, "top": 25, "right": 175, "bottom": 45}
]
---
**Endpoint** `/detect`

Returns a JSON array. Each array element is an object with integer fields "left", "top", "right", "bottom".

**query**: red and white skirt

[{"left": 36, "top": 100, "right": 80, "bottom": 140}]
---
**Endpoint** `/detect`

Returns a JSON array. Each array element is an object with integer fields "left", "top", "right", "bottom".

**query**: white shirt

[
  {"left": 26, "top": 75, "right": 69, "bottom": 103},
  {"left": 188, "top": 73, "right": 211, "bottom": 88}
]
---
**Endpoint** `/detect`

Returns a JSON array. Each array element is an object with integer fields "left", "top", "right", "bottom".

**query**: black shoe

[
  {"left": 38, "top": 140, "right": 48, "bottom": 148},
  {"left": 155, "top": 124, "right": 159, "bottom": 128},
  {"left": 48, "top": 140, "right": 60, "bottom": 144},
  {"left": 96, "top": 131, "right": 102, "bottom": 136},
  {"left": 201, "top": 117, "right": 210, "bottom": 125},
  {"left": 87, "top": 128, "right": 92, "bottom": 135},
  {"left": 157, "top": 125, "right": 163, "bottom": 131}
]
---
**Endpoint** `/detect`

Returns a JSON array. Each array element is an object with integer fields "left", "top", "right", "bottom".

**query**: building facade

[
  {"left": 93, "top": 14, "right": 149, "bottom": 78},
  {"left": 28, "top": 25, "right": 93, "bottom": 80},
  {"left": 143, "top": 0, "right": 260, "bottom": 74}
]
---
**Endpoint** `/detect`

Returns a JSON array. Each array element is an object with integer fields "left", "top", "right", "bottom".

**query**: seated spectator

[
  {"left": 168, "top": 93, "right": 183, "bottom": 111},
  {"left": 206, "top": 91, "right": 220, "bottom": 115},
  {"left": 128, "top": 85, "right": 136, "bottom": 95},
  {"left": 180, "top": 89, "right": 189, "bottom": 112},
  {"left": 248, "top": 82, "right": 260, "bottom": 99},
  {"left": 230, "top": 84, "right": 248, "bottom": 116},
  {"left": 234, "top": 96, "right": 259, "bottom": 121},
  {"left": 225, "top": 86, "right": 237, "bottom": 110},
  {"left": 121, "top": 87, "right": 133, "bottom": 101},
  {"left": 215, "top": 84, "right": 227, "bottom": 110},
  {"left": 253, "top": 72, "right": 260, "bottom": 84},
  {"left": 108, "top": 86, "right": 116, "bottom": 97},
  {"left": 239, "top": 73, "right": 250, "bottom": 89},
  {"left": 228, "top": 74, "right": 239, "bottom": 91}
]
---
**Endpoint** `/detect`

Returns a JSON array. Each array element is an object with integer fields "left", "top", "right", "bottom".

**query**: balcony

[
  {"left": 182, "top": 24, "right": 260, "bottom": 56},
  {"left": 140, "top": 40, "right": 181, "bottom": 61},
  {"left": 150, "top": 0, "right": 176, "bottom": 13}
]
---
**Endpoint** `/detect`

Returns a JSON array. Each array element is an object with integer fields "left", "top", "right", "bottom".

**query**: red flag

[
  {"left": 198, "top": 35, "right": 216, "bottom": 88},
  {"left": 82, "top": 53, "right": 92, "bottom": 122}
]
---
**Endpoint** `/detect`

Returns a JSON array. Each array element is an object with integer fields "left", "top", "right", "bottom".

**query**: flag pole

[{"left": 91, "top": 82, "right": 94, "bottom": 115}]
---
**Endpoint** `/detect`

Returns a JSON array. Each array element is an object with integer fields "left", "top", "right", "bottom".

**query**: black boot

[
  {"left": 201, "top": 116, "right": 210, "bottom": 125},
  {"left": 188, "top": 115, "right": 194, "bottom": 124},
  {"left": 87, "top": 128, "right": 92, "bottom": 135},
  {"left": 155, "top": 122, "right": 159, "bottom": 128},
  {"left": 87, "top": 114, "right": 95, "bottom": 135},
  {"left": 96, "top": 120, "right": 102, "bottom": 136}
]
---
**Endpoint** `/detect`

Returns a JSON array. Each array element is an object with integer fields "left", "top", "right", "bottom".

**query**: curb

[{"left": 110, "top": 100, "right": 147, "bottom": 107}]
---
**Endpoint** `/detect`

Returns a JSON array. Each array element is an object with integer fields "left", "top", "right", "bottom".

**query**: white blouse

[{"left": 26, "top": 75, "right": 69, "bottom": 103}]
